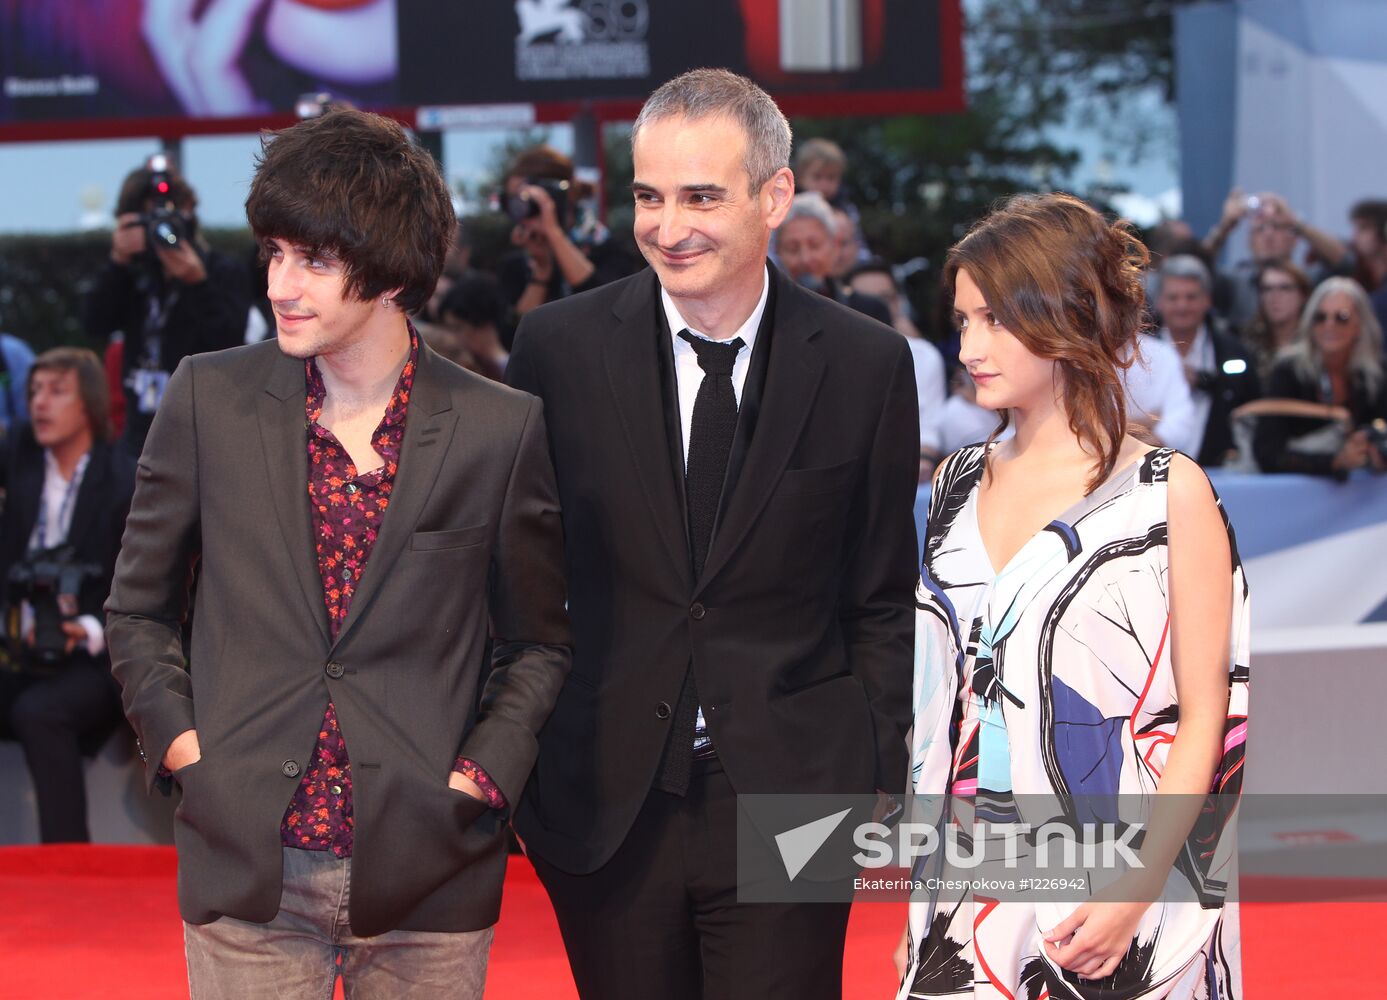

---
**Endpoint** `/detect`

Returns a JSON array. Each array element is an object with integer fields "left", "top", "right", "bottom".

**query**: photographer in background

[
  {"left": 81, "top": 156, "right": 248, "bottom": 454},
  {"left": 0, "top": 349, "right": 135, "bottom": 843},
  {"left": 1202, "top": 188, "right": 1347, "bottom": 330},
  {"left": 498, "top": 146, "right": 636, "bottom": 331}
]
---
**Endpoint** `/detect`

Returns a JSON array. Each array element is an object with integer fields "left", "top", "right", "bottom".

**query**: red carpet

[{"left": 0, "top": 846, "right": 1378, "bottom": 998}]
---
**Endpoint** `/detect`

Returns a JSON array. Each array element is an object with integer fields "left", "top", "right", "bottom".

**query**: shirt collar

[
  {"left": 1159, "top": 322, "right": 1211, "bottom": 361},
  {"left": 662, "top": 264, "right": 769, "bottom": 351}
]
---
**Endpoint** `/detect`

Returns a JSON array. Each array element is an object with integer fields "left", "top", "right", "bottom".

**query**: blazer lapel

[
  {"left": 695, "top": 272, "right": 826, "bottom": 594},
  {"left": 65, "top": 441, "right": 109, "bottom": 553},
  {"left": 605, "top": 271, "right": 694, "bottom": 587},
  {"left": 258, "top": 348, "right": 331, "bottom": 647},
  {"left": 330, "top": 343, "right": 458, "bottom": 653},
  {"left": 10, "top": 448, "right": 44, "bottom": 552}
]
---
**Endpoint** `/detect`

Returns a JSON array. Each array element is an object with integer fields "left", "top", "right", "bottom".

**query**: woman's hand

[
  {"left": 1332, "top": 429, "right": 1371, "bottom": 472},
  {"left": 1041, "top": 872, "right": 1158, "bottom": 980}
]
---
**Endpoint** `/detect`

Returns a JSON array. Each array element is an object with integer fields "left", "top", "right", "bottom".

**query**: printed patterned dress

[{"left": 899, "top": 444, "right": 1249, "bottom": 999}]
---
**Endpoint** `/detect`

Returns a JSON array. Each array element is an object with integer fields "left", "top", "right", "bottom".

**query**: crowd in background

[
  {"left": 434, "top": 134, "right": 1387, "bottom": 486},
  {"left": 5, "top": 135, "right": 1386, "bottom": 487}
]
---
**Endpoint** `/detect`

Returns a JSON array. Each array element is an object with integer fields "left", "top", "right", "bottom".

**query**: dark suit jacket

[
  {"left": 1195, "top": 323, "right": 1262, "bottom": 467},
  {"left": 106, "top": 339, "right": 571, "bottom": 935},
  {"left": 2, "top": 436, "right": 135, "bottom": 628},
  {"left": 507, "top": 264, "right": 919, "bottom": 874}
]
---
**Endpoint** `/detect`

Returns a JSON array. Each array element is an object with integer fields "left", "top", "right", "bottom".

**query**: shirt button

[
  {"left": 690, "top": 603, "right": 706, "bottom": 620},
  {"left": 282, "top": 760, "right": 301, "bottom": 778},
  {"left": 655, "top": 702, "right": 672, "bottom": 720},
  {"left": 330, "top": 785, "right": 342, "bottom": 795},
  {"left": 325, "top": 661, "right": 345, "bottom": 679},
  {"left": 345, "top": 483, "right": 360, "bottom": 495}
]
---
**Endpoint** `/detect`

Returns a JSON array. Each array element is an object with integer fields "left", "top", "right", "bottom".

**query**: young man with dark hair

[
  {"left": 106, "top": 109, "right": 571, "bottom": 998},
  {"left": 0, "top": 348, "right": 134, "bottom": 843}
]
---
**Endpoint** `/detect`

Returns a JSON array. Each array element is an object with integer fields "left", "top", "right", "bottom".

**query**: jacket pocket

[
  {"left": 772, "top": 459, "right": 856, "bottom": 497},
  {"left": 411, "top": 523, "right": 490, "bottom": 551}
]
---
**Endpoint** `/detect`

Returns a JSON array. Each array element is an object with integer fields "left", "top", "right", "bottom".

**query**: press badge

[{"left": 132, "top": 369, "right": 170, "bottom": 414}]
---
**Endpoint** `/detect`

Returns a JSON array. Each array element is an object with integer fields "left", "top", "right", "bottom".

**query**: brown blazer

[{"left": 106, "top": 339, "right": 571, "bottom": 936}]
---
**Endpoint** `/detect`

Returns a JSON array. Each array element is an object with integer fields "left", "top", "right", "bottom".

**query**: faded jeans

[{"left": 183, "top": 847, "right": 492, "bottom": 999}]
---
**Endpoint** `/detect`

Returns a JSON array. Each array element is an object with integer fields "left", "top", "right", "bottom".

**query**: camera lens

[{"left": 152, "top": 220, "right": 180, "bottom": 248}]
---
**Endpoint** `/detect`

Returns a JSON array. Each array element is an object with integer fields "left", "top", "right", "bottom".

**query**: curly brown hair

[
  {"left": 245, "top": 108, "right": 455, "bottom": 313},
  {"left": 945, "top": 193, "right": 1151, "bottom": 491}
]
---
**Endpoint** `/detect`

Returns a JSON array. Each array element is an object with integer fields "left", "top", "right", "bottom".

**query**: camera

[
  {"left": 139, "top": 154, "right": 195, "bottom": 253},
  {"left": 4, "top": 546, "right": 103, "bottom": 670},
  {"left": 504, "top": 177, "right": 570, "bottom": 224}
]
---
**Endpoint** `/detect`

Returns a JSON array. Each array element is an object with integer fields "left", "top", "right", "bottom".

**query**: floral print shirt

[{"left": 280, "top": 328, "right": 503, "bottom": 858}]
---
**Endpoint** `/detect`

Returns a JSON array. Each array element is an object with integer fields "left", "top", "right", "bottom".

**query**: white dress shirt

[
  {"left": 662, "top": 267, "right": 770, "bottom": 470},
  {"left": 25, "top": 450, "right": 104, "bottom": 657},
  {"left": 1123, "top": 335, "right": 1200, "bottom": 456},
  {"left": 1157, "top": 324, "right": 1215, "bottom": 456},
  {"left": 660, "top": 268, "right": 769, "bottom": 750}
]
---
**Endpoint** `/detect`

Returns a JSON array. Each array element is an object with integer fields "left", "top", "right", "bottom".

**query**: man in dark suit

[
  {"left": 1153, "top": 254, "right": 1262, "bottom": 466},
  {"left": 508, "top": 70, "right": 919, "bottom": 998},
  {"left": 0, "top": 348, "right": 134, "bottom": 843},
  {"left": 106, "top": 110, "right": 570, "bottom": 998}
]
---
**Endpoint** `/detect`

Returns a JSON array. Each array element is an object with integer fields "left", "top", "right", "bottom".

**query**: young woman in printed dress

[{"left": 895, "top": 193, "right": 1249, "bottom": 999}]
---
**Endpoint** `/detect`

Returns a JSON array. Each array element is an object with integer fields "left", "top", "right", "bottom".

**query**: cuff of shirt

[
  {"left": 453, "top": 757, "right": 506, "bottom": 810},
  {"left": 76, "top": 614, "right": 105, "bottom": 657}
]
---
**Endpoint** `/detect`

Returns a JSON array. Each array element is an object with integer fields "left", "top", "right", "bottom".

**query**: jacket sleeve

[
  {"left": 164, "top": 252, "right": 250, "bottom": 360},
  {"left": 105, "top": 359, "right": 203, "bottom": 793},
  {"left": 1252, "top": 363, "right": 1340, "bottom": 478},
  {"left": 457, "top": 395, "right": 572, "bottom": 814},
  {"left": 78, "top": 449, "right": 137, "bottom": 622},
  {"left": 839, "top": 338, "right": 920, "bottom": 793},
  {"left": 81, "top": 261, "right": 140, "bottom": 343}
]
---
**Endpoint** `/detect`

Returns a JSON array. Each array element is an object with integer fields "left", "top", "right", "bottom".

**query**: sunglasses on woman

[{"left": 1311, "top": 309, "right": 1355, "bottom": 326}]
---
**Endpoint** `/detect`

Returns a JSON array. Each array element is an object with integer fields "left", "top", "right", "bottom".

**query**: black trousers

[
  {"left": 531, "top": 763, "right": 854, "bottom": 1000},
  {"left": 0, "top": 657, "right": 124, "bottom": 842}
]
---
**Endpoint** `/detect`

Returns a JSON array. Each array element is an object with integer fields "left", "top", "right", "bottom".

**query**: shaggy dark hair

[
  {"left": 1350, "top": 199, "right": 1387, "bottom": 242},
  {"left": 245, "top": 109, "right": 455, "bottom": 313}
]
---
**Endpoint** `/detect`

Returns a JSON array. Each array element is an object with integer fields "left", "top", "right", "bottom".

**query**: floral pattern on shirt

[{"left": 280, "top": 328, "right": 502, "bottom": 858}]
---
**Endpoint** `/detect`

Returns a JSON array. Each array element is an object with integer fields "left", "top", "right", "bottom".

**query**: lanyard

[{"left": 30, "top": 453, "right": 90, "bottom": 553}]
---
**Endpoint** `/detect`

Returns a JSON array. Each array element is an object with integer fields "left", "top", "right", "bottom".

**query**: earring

[{"left": 382, "top": 296, "right": 393, "bottom": 308}]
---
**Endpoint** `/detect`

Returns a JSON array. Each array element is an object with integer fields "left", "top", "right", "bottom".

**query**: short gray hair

[
  {"left": 1158, "top": 254, "right": 1213, "bottom": 296},
  {"left": 632, "top": 68, "right": 792, "bottom": 193},
  {"left": 777, "top": 192, "right": 837, "bottom": 245}
]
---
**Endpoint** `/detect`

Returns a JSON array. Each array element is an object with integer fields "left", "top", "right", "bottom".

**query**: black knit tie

[
  {"left": 680, "top": 331, "right": 744, "bottom": 574},
  {"left": 657, "top": 330, "right": 744, "bottom": 795}
]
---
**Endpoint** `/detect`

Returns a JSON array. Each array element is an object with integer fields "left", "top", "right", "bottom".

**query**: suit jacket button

[
  {"left": 690, "top": 603, "right": 706, "bottom": 620},
  {"left": 655, "top": 702, "right": 672, "bottom": 720},
  {"left": 282, "top": 760, "right": 301, "bottom": 778},
  {"left": 325, "top": 661, "right": 345, "bottom": 679}
]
